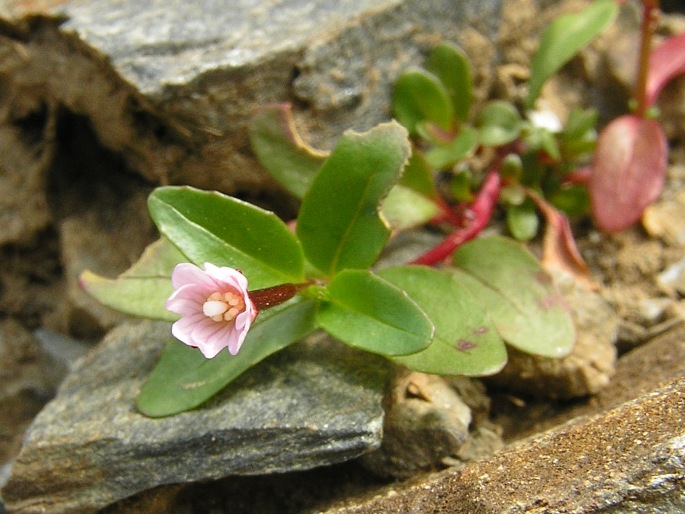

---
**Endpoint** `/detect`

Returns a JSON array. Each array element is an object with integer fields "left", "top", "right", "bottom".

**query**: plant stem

[
  {"left": 634, "top": 0, "right": 660, "bottom": 118},
  {"left": 248, "top": 281, "right": 314, "bottom": 310},
  {"left": 411, "top": 170, "right": 502, "bottom": 265}
]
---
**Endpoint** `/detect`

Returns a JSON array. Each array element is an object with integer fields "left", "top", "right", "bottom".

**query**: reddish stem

[
  {"left": 634, "top": 1, "right": 660, "bottom": 118},
  {"left": 562, "top": 166, "right": 592, "bottom": 186},
  {"left": 411, "top": 171, "right": 502, "bottom": 265},
  {"left": 248, "top": 281, "right": 313, "bottom": 310}
]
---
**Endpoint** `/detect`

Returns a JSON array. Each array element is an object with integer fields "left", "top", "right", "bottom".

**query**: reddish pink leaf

[
  {"left": 589, "top": 115, "right": 667, "bottom": 232},
  {"left": 647, "top": 33, "right": 685, "bottom": 107}
]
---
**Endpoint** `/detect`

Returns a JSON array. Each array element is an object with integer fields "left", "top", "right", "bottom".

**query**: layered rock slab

[{"left": 2, "top": 322, "right": 389, "bottom": 514}]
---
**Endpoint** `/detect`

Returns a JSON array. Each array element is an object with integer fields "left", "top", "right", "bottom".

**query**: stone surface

[
  {"left": 487, "top": 270, "right": 619, "bottom": 399},
  {"left": 2, "top": 322, "right": 390, "bottom": 514},
  {"left": 325, "top": 375, "right": 685, "bottom": 514},
  {"left": 0, "top": 319, "right": 64, "bottom": 468},
  {"left": 360, "top": 371, "right": 474, "bottom": 479},
  {"left": 0, "top": 0, "right": 502, "bottom": 197}
]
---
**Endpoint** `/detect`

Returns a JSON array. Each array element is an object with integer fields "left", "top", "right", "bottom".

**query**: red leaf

[
  {"left": 647, "top": 33, "right": 685, "bottom": 107},
  {"left": 589, "top": 115, "right": 667, "bottom": 232}
]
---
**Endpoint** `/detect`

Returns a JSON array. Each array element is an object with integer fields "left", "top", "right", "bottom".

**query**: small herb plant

[{"left": 81, "top": 0, "right": 684, "bottom": 417}]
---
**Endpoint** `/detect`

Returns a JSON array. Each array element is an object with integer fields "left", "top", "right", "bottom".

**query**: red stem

[
  {"left": 248, "top": 281, "right": 313, "bottom": 310},
  {"left": 562, "top": 166, "right": 592, "bottom": 186},
  {"left": 411, "top": 171, "right": 502, "bottom": 265},
  {"left": 634, "top": 1, "right": 660, "bottom": 118}
]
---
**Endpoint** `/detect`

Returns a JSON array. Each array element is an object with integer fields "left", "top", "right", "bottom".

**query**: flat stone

[
  {"left": 2, "top": 321, "right": 390, "bottom": 514},
  {"left": 324, "top": 375, "right": 685, "bottom": 513}
]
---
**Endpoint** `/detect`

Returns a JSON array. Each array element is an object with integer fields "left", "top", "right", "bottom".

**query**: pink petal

[
  {"left": 171, "top": 312, "right": 207, "bottom": 346},
  {"left": 204, "top": 263, "right": 249, "bottom": 291},
  {"left": 198, "top": 324, "right": 234, "bottom": 358},
  {"left": 171, "top": 263, "right": 218, "bottom": 289}
]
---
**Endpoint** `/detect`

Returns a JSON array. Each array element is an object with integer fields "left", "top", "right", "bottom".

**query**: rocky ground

[{"left": 1, "top": 0, "right": 684, "bottom": 512}]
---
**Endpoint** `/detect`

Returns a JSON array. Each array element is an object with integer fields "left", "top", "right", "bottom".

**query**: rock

[
  {"left": 360, "top": 371, "right": 473, "bottom": 479},
  {"left": 57, "top": 192, "right": 156, "bottom": 338},
  {"left": 0, "top": 0, "right": 502, "bottom": 197},
  {"left": 487, "top": 271, "right": 619, "bottom": 399},
  {"left": 644, "top": 189, "right": 685, "bottom": 246},
  {"left": 32, "top": 328, "right": 90, "bottom": 372},
  {"left": 0, "top": 319, "right": 65, "bottom": 482},
  {"left": 324, "top": 376, "right": 685, "bottom": 514},
  {"left": 657, "top": 257, "right": 685, "bottom": 297},
  {"left": 2, "top": 322, "right": 390, "bottom": 513}
]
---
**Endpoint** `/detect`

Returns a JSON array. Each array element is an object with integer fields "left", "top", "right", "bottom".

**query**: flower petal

[
  {"left": 197, "top": 323, "right": 234, "bottom": 358},
  {"left": 204, "top": 263, "right": 249, "bottom": 291},
  {"left": 171, "top": 263, "right": 218, "bottom": 289}
]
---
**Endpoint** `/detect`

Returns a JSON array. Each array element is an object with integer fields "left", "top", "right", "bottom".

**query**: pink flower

[{"left": 165, "top": 263, "right": 258, "bottom": 358}]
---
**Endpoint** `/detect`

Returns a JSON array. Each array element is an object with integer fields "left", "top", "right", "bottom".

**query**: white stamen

[
  {"left": 203, "top": 291, "right": 246, "bottom": 323},
  {"left": 203, "top": 300, "right": 229, "bottom": 318}
]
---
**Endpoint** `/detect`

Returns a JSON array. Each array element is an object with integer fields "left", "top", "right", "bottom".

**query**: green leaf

[
  {"left": 399, "top": 150, "right": 438, "bottom": 199},
  {"left": 317, "top": 269, "right": 433, "bottom": 356},
  {"left": 526, "top": 0, "right": 618, "bottom": 107},
  {"left": 382, "top": 185, "right": 441, "bottom": 231},
  {"left": 475, "top": 101, "right": 522, "bottom": 147},
  {"left": 450, "top": 169, "right": 474, "bottom": 203},
  {"left": 296, "top": 122, "right": 411, "bottom": 276},
  {"left": 506, "top": 201, "right": 539, "bottom": 241},
  {"left": 136, "top": 297, "right": 318, "bottom": 417},
  {"left": 79, "top": 238, "right": 185, "bottom": 322},
  {"left": 563, "top": 107, "right": 598, "bottom": 140},
  {"left": 392, "top": 67, "right": 454, "bottom": 134},
  {"left": 426, "top": 41, "right": 473, "bottom": 122},
  {"left": 379, "top": 266, "right": 507, "bottom": 376},
  {"left": 425, "top": 126, "right": 478, "bottom": 169},
  {"left": 249, "top": 104, "right": 327, "bottom": 199},
  {"left": 548, "top": 184, "right": 590, "bottom": 217},
  {"left": 149, "top": 186, "right": 304, "bottom": 289},
  {"left": 452, "top": 236, "right": 575, "bottom": 357}
]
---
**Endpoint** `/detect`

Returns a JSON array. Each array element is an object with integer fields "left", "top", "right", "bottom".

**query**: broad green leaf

[
  {"left": 526, "top": 0, "right": 618, "bottom": 107},
  {"left": 392, "top": 67, "right": 454, "bottom": 134},
  {"left": 249, "top": 103, "right": 327, "bottom": 199},
  {"left": 425, "top": 126, "right": 478, "bottom": 169},
  {"left": 475, "top": 101, "right": 522, "bottom": 147},
  {"left": 426, "top": 41, "right": 473, "bottom": 122},
  {"left": 149, "top": 186, "right": 304, "bottom": 289},
  {"left": 506, "top": 202, "right": 539, "bottom": 241},
  {"left": 379, "top": 266, "right": 507, "bottom": 376},
  {"left": 136, "top": 297, "right": 318, "bottom": 417},
  {"left": 382, "top": 185, "right": 440, "bottom": 231},
  {"left": 297, "top": 122, "right": 411, "bottom": 275},
  {"left": 79, "top": 238, "right": 184, "bottom": 321},
  {"left": 317, "top": 269, "right": 433, "bottom": 356},
  {"left": 452, "top": 236, "right": 575, "bottom": 357}
]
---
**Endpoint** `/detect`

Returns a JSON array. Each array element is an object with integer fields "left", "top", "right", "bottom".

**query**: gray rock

[
  {"left": 2, "top": 321, "right": 390, "bottom": 514},
  {"left": 0, "top": 319, "right": 65, "bottom": 474},
  {"left": 1, "top": 0, "right": 502, "bottom": 195}
]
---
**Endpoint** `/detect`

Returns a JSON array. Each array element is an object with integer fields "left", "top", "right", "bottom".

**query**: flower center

[{"left": 202, "top": 291, "right": 246, "bottom": 323}]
